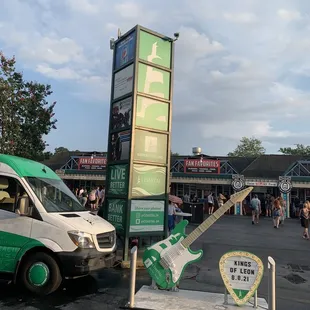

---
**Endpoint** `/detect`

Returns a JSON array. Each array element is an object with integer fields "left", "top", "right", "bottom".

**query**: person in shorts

[
  {"left": 250, "top": 194, "right": 261, "bottom": 225},
  {"left": 88, "top": 188, "right": 98, "bottom": 210},
  {"left": 273, "top": 198, "right": 281, "bottom": 229},
  {"left": 300, "top": 202, "right": 309, "bottom": 239},
  {"left": 207, "top": 192, "right": 215, "bottom": 215}
]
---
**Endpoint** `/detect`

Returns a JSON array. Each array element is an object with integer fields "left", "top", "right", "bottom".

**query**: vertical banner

[{"left": 104, "top": 25, "right": 174, "bottom": 261}]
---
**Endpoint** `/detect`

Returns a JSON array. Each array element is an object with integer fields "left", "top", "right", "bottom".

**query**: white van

[{"left": 0, "top": 154, "right": 116, "bottom": 295}]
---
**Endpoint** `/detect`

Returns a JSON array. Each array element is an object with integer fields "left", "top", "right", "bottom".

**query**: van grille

[{"left": 96, "top": 231, "right": 115, "bottom": 249}]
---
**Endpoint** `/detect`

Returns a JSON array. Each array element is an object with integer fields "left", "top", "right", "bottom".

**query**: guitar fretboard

[{"left": 181, "top": 200, "right": 234, "bottom": 248}]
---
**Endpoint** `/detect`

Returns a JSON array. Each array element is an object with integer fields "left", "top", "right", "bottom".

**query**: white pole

[
  {"left": 254, "top": 290, "right": 258, "bottom": 308},
  {"left": 128, "top": 246, "right": 138, "bottom": 308},
  {"left": 224, "top": 288, "right": 228, "bottom": 305},
  {"left": 268, "top": 256, "right": 276, "bottom": 310}
]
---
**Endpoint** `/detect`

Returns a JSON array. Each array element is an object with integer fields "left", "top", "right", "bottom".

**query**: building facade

[
  {"left": 44, "top": 151, "right": 106, "bottom": 191},
  {"left": 45, "top": 152, "right": 310, "bottom": 217}
]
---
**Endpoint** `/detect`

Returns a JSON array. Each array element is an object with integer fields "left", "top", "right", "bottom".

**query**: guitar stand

[
  {"left": 149, "top": 280, "right": 158, "bottom": 290},
  {"left": 149, "top": 280, "right": 180, "bottom": 292}
]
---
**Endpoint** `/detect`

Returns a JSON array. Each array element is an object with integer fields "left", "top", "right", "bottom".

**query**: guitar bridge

[{"left": 160, "top": 243, "right": 185, "bottom": 269}]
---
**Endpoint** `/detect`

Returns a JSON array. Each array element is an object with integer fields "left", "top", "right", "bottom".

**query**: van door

[{"left": 0, "top": 175, "right": 34, "bottom": 273}]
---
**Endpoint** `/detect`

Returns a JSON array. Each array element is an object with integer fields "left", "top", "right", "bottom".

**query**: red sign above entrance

[
  {"left": 184, "top": 159, "right": 220, "bottom": 174},
  {"left": 78, "top": 157, "right": 107, "bottom": 170}
]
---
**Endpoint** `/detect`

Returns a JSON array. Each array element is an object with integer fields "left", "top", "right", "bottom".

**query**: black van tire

[{"left": 19, "top": 252, "right": 62, "bottom": 295}]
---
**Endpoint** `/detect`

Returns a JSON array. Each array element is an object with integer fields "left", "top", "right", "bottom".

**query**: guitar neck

[{"left": 181, "top": 199, "right": 234, "bottom": 248}]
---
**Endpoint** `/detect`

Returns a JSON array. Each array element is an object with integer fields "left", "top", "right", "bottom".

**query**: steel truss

[
  {"left": 285, "top": 160, "right": 310, "bottom": 177},
  {"left": 60, "top": 156, "right": 80, "bottom": 170}
]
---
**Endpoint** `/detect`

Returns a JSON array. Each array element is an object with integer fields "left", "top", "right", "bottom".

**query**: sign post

[
  {"left": 278, "top": 176, "right": 292, "bottom": 219},
  {"left": 219, "top": 251, "right": 264, "bottom": 306},
  {"left": 231, "top": 175, "right": 245, "bottom": 215},
  {"left": 104, "top": 25, "right": 175, "bottom": 262}
]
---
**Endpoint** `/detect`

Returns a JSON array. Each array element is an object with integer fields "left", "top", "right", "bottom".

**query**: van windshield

[{"left": 26, "top": 177, "right": 86, "bottom": 213}]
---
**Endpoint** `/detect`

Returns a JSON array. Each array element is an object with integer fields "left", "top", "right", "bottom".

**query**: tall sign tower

[{"left": 104, "top": 25, "right": 175, "bottom": 261}]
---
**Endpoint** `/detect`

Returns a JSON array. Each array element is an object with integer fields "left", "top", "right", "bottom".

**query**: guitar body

[{"left": 143, "top": 220, "right": 203, "bottom": 289}]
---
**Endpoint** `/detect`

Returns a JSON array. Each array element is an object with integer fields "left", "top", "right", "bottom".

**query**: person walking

[
  {"left": 250, "top": 194, "right": 261, "bottom": 225},
  {"left": 88, "top": 187, "right": 98, "bottom": 210},
  {"left": 218, "top": 193, "right": 226, "bottom": 208},
  {"left": 97, "top": 186, "right": 105, "bottom": 208},
  {"left": 208, "top": 192, "right": 215, "bottom": 215},
  {"left": 265, "top": 194, "right": 273, "bottom": 218},
  {"left": 279, "top": 196, "right": 286, "bottom": 225},
  {"left": 300, "top": 202, "right": 309, "bottom": 239},
  {"left": 81, "top": 190, "right": 88, "bottom": 207},
  {"left": 168, "top": 200, "right": 176, "bottom": 234},
  {"left": 273, "top": 198, "right": 281, "bottom": 229}
]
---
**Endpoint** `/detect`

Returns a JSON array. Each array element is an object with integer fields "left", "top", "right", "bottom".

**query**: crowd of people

[
  {"left": 74, "top": 186, "right": 105, "bottom": 210},
  {"left": 249, "top": 194, "right": 310, "bottom": 239},
  {"left": 183, "top": 192, "right": 231, "bottom": 215},
  {"left": 181, "top": 191, "right": 310, "bottom": 240},
  {"left": 249, "top": 194, "right": 286, "bottom": 228}
]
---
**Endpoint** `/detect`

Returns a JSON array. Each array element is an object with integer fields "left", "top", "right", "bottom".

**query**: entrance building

[
  {"left": 44, "top": 151, "right": 310, "bottom": 218},
  {"left": 170, "top": 154, "right": 310, "bottom": 217}
]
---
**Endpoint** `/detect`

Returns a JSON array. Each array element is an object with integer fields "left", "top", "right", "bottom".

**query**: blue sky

[{"left": 1, "top": 0, "right": 310, "bottom": 156}]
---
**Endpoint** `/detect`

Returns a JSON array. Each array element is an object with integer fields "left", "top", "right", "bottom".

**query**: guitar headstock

[{"left": 230, "top": 187, "right": 254, "bottom": 204}]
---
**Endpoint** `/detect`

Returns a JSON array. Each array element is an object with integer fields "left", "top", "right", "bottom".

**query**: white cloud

[
  {"left": 65, "top": 0, "right": 99, "bottom": 14},
  {"left": 22, "top": 36, "right": 86, "bottom": 65},
  {"left": 1, "top": 0, "right": 310, "bottom": 154},
  {"left": 201, "top": 120, "right": 293, "bottom": 140},
  {"left": 114, "top": 2, "right": 142, "bottom": 19},
  {"left": 175, "top": 26, "right": 224, "bottom": 73},
  {"left": 277, "top": 9, "right": 301, "bottom": 21},
  {"left": 223, "top": 12, "right": 258, "bottom": 23},
  {"left": 36, "top": 64, "right": 81, "bottom": 80}
]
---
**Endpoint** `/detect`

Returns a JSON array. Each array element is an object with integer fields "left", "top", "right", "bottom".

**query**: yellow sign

[{"left": 219, "top": 251, "right": 264, "bottom": 306}]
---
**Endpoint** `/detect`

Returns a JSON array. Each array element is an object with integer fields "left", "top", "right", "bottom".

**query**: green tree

[
  {"left": 279, "top": 144, "right": 310, "bottom": 156},
  {"left": 0, "top": 52, "right": 57, "bottom": 160},
  {"left": 54, "top": 147, "right": 70, "bottom": 154},
  {"left": 228, "top": 137, "right": 266, "bottom": 157}
]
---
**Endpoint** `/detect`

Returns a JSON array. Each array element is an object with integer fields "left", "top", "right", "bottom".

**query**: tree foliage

[
  {"left": 228, "top": 137, "right": 266, "bottom": 157},
  {"left": 279, "top": 144, "right": 310, "bottom": 156},
  {"left": 54, "top": 147, "right": 70, "bottom": 154},
  {"left": 0, "top": 52, "right": 57, "bottom": 161}
]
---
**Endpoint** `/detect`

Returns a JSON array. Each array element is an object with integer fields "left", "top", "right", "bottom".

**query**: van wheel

[{"left": 19, "top": 252, "right": 62, "bottom": 295}]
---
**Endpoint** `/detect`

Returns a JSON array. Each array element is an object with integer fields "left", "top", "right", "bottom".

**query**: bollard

[
  {"left": 223, "top": 288, "right": 228, "bottom": 305},
  {"left": 128, "top": 246, "right": 138, "bottom": 308},
  {"left": 253, "top": 290, "right": 258, "bottom": 308},
  {"left": 268, "top": 256, "right": 276, "bottom": 310}
]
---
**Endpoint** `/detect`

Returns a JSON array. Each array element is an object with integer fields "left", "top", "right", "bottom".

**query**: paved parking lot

[{"left": 1, "top": 215, "right": 309, "bottom": 309}]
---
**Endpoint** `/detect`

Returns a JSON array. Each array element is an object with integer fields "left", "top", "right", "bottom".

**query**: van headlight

[{"left": 68, "top": 231, "right": 95, "bottom": 249}]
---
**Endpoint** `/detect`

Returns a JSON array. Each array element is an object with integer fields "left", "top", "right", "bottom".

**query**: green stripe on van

[
  {"left": 0, "top": 231, "right": 45, "bottom": 273},
  {"left": 0, "top": 154, "right": 60, "bottom": 180}
]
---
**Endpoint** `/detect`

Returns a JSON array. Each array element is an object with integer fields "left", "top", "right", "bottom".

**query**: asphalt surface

[{"left": 1, "top": 215, "right": 309, "bottom": 309}]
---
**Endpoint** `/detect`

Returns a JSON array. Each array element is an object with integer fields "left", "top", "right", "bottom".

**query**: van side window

[{"left": 0, "top": 176, "right": 36, "bottom": 218}]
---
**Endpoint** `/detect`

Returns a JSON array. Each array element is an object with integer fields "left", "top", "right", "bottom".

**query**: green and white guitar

[{"left": 143, "top": 187, "right": 253, "bottom": 289}]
